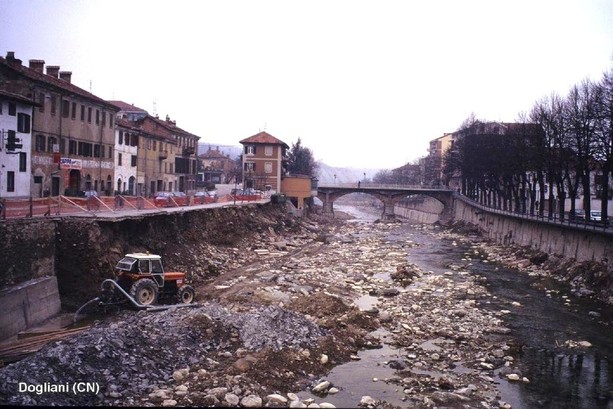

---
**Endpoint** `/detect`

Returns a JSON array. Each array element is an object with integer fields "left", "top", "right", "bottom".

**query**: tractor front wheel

[
  {"left": 177, "top": 285, "right": 195, "bottom": 304},
  {"left": 130, "top": 279, "right": 159, "bottom": 306}
]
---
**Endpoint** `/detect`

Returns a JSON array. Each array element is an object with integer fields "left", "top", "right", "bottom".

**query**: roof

[
  {"left": 239, "top": 131, "right": 289, "bottom": 148},
  {"left": 0, "top": 54, "right": 118, "bottom": 111},
  {"left": 200, "top": 149, "right": 230, "bottom": 160},
  {"left": 107, "top": 100, "right": 148, "bottom": 113},
  {"left": 0, "top": 89, "right": 41, "bottom": 106},
  {"left": 124, "top": 253, "right": 162, "bottom": 260}
]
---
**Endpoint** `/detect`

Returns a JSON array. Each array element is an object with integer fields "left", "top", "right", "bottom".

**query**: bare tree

[{"left": 594, "top": 68, "right": 613, "bottom": 222}]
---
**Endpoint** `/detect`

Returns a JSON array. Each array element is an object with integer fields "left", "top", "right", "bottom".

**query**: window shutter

[
  {"left": 244, "top": 145, "right": 248, "bottom": 154},
  {"left": 253, "top": 146, "right": 257, "bottom": 154}
]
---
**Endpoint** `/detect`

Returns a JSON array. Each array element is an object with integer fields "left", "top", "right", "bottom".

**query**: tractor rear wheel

[
  {"left": 177, "top": 285, "right": 195, "bottom": 304},
  {"left": 130, "top": 279, "right": 158, "bottom": 306}
]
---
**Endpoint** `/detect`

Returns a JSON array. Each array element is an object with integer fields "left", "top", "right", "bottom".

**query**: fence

[{"left": 0, "top": 193, "right": 238, "bottom": 220}]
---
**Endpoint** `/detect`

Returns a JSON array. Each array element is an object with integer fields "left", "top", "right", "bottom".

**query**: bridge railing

[{"left": 318, "top": 182, "right": 451, "bottom": 190}]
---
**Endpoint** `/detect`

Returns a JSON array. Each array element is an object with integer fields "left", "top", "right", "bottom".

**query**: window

[
  {"left": 62, "top": 100, "right": 70, "bottom": 118},
  {"left": 265, "top": 145, "right": 273, "bottom": 156},
  {"left": 8, "top": 102, "right": 16, "bottom": 116},
  {"left": 17, "top": 113, "right": 31, "bottom": 133},
  {"left": 245, "top": 162, "right": 255, "bottom": 171},
  {"left": 108, "top": 146, "right": 112, "bottom": 158},
  {"left": 95, "top": 109, "right": 99, "bottom": 125},
  {"left": 50, "top": 96, "right": 56, "bottom": 115},
  {"left": 118, "top": 153, "right": 122, "bottom": 166},
  {"left": 47, "top": 136, "right": 57, "bottom": 153},
  {"left": 87, "top": 107, "right": 92, "bottom": 123},
  {"left": 131, "top": 155, "right": 137, "bottom": 167},
  {"left": 71, "top": 102, "right": 76, "bottom": 119},
  {"left": 81, "top": 105, "right": 85, "bottom": 121},
  {"left": 102, "top": 111, "right": 106, "bottom": 127},
  {"left": 36, "top": 134, "right": 46, "bottom": 152},
  {"left": 7, "top": 172, "right": 15, "bottom": 192},
  {"left": 109, "top": 115, "right": 113, "bottom": 128},
  {"left": 78, "top": 142, "right": 93, "bottom": 157},
  {"left": 94, "top": 144, "right": 101, "bottom": 158},
  {"left": 69, "top": 140, "right": 77, "bottom": 155},
  {"left": 38, "top": 93, "right": 45, "bottom": 113},
  {"left": 19, "top": 152, "right": 27, "bottom": 172},
  {"left": 153, "top": 140, "right": 157, "bottom": 151},
  {"left": 265, "top": 162, "right": 273, "bottom": 173},
  {"left": 118, "top": 131, "right": 123, "bottom": 145},
  {"left": 245, "top": 145, "right": 256, "bottom": 155}
]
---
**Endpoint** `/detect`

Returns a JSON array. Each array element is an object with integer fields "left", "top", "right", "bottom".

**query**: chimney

[
  {"left": 5, "top": 51, "right": 22, "bottom": 67},
  {"left": 46, "top": 65, "right": 60, "bottom": 78},
  {"left": 29, "top": 59, "right": 45, "bottom": 73},
  {"left": 59, "top": 71, "right": 72, "bottom": 83}
]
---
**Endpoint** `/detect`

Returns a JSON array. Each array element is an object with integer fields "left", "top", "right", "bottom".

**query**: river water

[{"left": 306, "top": 204, "right": 613, "bottom": 408}]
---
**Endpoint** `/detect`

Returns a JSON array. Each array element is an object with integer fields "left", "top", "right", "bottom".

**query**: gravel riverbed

[{"left": 0, "top": 208, "right": 603, "bottom": 408}]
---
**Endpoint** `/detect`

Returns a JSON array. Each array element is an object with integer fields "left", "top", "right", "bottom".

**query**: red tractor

[{"left": 102, "top": 252, "right": 195, "bottom": 307}]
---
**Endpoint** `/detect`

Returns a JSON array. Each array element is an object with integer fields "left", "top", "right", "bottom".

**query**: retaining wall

[
  {"left": 0, "top": 276, "right": 61, "bottom": 340},
  {"left": 452, "top": 197, "right": 613, "bottom": 264}
]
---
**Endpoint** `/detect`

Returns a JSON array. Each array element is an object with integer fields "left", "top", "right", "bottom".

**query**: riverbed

[{"left": 328, "top": 204, "right": 613, "bottom": 408}]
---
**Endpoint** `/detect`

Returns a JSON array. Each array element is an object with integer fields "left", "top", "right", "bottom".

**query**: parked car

[
  {"left": 590, "top": 210, "right": 602, "bottom": 221},
  {"left": 574, "top": 209, "right": 586, "bottom": 220},
  {"left": 154, "top": 192, "right": 173, "bottom": 207},
  {"left": 194, "top": 190, "right": 218, "bottom": 204}
]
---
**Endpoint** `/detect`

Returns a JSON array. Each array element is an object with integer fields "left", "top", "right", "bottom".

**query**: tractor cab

[
  {"left": 116, "top": 253, "right": 166, "bottom": 287},
  {"left": 112, "top": 252, "right": 194, "bottom": 306}
]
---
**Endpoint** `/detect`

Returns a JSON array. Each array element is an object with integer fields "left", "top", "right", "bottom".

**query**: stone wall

[
  {"left": 0, "top": 219, "right": 56, "bottom": 289},
  {"left": 394, "top": 196, "right": 444, "bottom": 224}
]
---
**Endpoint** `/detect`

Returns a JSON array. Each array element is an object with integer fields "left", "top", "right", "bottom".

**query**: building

[
  {"left": 424, "top": 132, "right": 454, "bottom": 186},
  {"left": 0, "top": 90, "right": 36, "bottom": 197},
  {"left": 161, "top": 115, "right": 199, "bottom": 193},
  {"left": 239, "top": 131, "right": 289, "bottom": 193},
  {"left": 0, "top": 52, "right": 119, "bottom": 197},
  {"left": 198, "top": 146, "right": 237, "bottom": 186},
  {"left": 114, "top": 118, "right": 139, "bottom": 195}
]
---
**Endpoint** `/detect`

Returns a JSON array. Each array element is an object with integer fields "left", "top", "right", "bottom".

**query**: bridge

[{"left": 316, "top": 184, "right": 455, "bottom": 220}]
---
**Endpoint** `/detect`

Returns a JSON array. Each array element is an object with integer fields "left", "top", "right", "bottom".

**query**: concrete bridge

[{"left": 316, "top": 184, "right": 455, "bottom": 220}]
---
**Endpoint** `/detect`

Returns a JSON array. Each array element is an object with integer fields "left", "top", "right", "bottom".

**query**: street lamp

[{"left": 334, "top": 174, "right": 336, "bottom": 184}]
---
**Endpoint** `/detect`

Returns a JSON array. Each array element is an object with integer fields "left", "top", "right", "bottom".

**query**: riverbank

[{"left": 1, "top": 205, "right": 610, "bottom": 408}]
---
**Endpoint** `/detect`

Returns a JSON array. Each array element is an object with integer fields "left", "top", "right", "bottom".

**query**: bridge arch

[{"left": 316, "top": 185, "right": 454, "bottom": 221}]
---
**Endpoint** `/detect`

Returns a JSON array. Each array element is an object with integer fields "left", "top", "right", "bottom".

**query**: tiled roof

[
  {"left": 200, "top": 149, "right": 230, "bottom": 159},
  {"left": 0, "top": 89, "right": 40, "bottom": 105},
  {"left": 239, "top": 131, "right": 289, "bottom": 147},
  {"left": 0, "top": 54, "right": 118, "bottom": 111},
  {"left": 108, "top": 100, "right": 148, "bottom": 113}
]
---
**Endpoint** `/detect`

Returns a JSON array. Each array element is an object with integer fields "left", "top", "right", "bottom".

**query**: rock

[
  {"left": 312, "top": 380, "right": 331, "bottom": 393},
  {"left": 290, "top": 401, "right": 307, "bottom": 408},
  {"left": 224, "top": 393, "right": 240, "bottom": 406},
  {"left": 320, "top": 354, "right": 329, "bottom": 364},
  {"left": 359, "top": 396, "right": 378, "bottom": 407},
  {"left": 506, "top": 374, "right": 520, "bottom": 381},
  {"left": 328, "top": 387, "right": 339, "bottom": 394},
  {"left": 241, "top": 394, "right": 263, "bottom": 407},
  {"left": 381, "top": 288, "right": 400, "bottom": 297},
  {"left": 267, "top": 394, "right": 288, "bottom": 404},
  {"left": 431, "top": 391, "right": 470, "bottom": 404},
  {"left": 287, "top": 393, "right": 300, "bottom": 401},
  {"left": 319, "top": 403, "right": 336, "bottom": 408},
  {"left": 162, "top": 399, "right": 177, "bottom": 407}
]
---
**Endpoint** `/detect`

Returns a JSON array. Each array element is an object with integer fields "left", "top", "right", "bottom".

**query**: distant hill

[{"left": 315, "top": 162, "right": 382, "bottom": 184}]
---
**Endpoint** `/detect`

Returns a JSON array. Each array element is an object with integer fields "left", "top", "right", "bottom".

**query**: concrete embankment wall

[
  {"left": 394, "top": 196, "right": 444, "bottom": 224},
  {"left": 395, "top": 194, "right": 612, "bottom": 264},
  {"left": 451, "top": 197, "right": 613, "bottom": 264}
]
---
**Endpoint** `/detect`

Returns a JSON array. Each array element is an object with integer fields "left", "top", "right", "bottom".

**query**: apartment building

[
  {"left": 0, "top": 90, "right": 36, "bottom": 197},
  {"left": 239, "top": 131, "right": 289, "bottom": 193},
  {"left": 0, "top": 52, "right": 119, "bottom": 197}
]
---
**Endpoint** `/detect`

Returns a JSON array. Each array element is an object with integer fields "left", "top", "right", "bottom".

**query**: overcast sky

[{"left": 2, "top": 0, "right": 613, "bottom": 169}]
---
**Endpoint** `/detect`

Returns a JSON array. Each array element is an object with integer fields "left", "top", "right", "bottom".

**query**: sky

[{"left": 2, "top": 0, "right": 613, "bottom": 170}]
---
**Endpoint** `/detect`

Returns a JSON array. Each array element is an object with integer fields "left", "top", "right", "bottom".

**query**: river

[{"left": 309, "top": 204, "right": 613, "bottom": 409}]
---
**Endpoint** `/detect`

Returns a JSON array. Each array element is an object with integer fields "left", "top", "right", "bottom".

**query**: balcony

[
  {"left": 182, "top": 146, "right": 196, "bottom": 156},
  {"left": 159, "top": 150, "right": 168, "bottom": 160}
]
